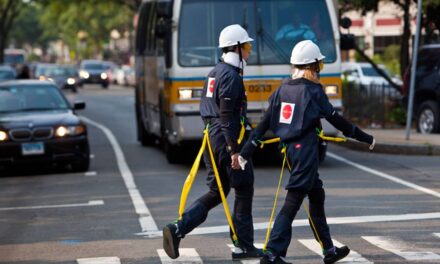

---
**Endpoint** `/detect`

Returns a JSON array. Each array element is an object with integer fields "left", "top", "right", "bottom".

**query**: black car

[
  {"left": 78, "top": 60, "right": 109, "bottom": 88},
  {"left": 403, "top": 44, "right": 440, "bottom": 134},
  {"left": 44, "top": 65, "right": 79, "bottom": 92},
  {"left": 0, "top": 80, "right": 90, "bottom": 171}
]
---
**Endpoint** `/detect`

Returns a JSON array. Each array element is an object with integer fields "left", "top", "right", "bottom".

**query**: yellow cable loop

[
  {"left": 205, "top": 129, "right": 239, "bottom": 243},
  {"left": 237, "top": 122, "right": 245, "bottom": 145},
  {"left": 178, "top": 132, "right": 208, "bottom": 219},
  {"left": 263, "top": 146, "right": 287, "bottom": 250}
]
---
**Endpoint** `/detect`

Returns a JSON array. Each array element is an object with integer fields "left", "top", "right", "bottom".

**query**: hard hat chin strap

[{"left": 237, "top": 41, "right": 244, "bottom": 75}]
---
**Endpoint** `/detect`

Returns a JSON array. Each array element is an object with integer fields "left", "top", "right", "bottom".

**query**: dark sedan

[
  {"left": 78, "top": 60, "right": 109, "bottom": 88},
  {"left": 0, "top": 80, "right": 90, "bottom": 172},
  {"left": 44, "top": 65, "right": 79, "bottom": 92}
]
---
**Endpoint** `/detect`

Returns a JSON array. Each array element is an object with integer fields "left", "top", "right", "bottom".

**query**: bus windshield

[
  {"left": 4, "top": 54, "right": 25, "bottom": 65},
  {"left": 179, "top": 0, "right": 336, "bottom": 67}
]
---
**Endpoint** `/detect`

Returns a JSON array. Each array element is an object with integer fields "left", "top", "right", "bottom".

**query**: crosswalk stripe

[
  {"left": 299, "top": 239, "right": 374, "bottom": 264},
  {"left": 362, "top": 236, "right": 440, "bottom": 261},
  {"left": 77, "top": 257, "right": 121, "bottom": 264},
  {"left": 227, "top": 243, "right": 264, "bottom": 264},
  {"left": 157, "top": 248, "right": 203, "bottom": 263}
]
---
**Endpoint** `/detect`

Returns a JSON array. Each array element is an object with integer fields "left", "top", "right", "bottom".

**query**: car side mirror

[{"left": 73, "top": 101, "right": 86, "bottom": 110}]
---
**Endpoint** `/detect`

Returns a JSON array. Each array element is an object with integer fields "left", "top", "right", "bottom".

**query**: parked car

[
  {"left": 0, "top": 65, "right": 16, "bottom": 82},
  {"left": 402, "top": 44, "right": 440, "bottom": 134},
  {"left": 44, "top": 65, "right": 79, "bottom": 93},
  {"left": 0, "top": 80, "right": 90, "bottom": 171},
  {"left": 78, "top": 60, "right": 109, "bottom": 88}
]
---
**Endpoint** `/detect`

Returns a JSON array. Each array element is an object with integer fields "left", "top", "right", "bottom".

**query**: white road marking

[
  {"left": 327, "top": 152, "right": 440, "bottom": 199},
  {"left": 138, "top": 211, "right": 440, "bottom": 237},
  {"left": 227, "top": 243, "right": 264, "bottom": 264},
  {"left": 363, "top": 236, "right": 440, "bottom": 261},
  {"left": 77, "top": 257, "right": 121, "bottom": 264},
  {"left": 434, "top": 233, "right": 440, "bottom": 239},
  {"left": 299, "top": 239, "right": 373, "bottom": 264},
  {"left": 85, "top": 171, "right": 97, "bottom": 177},
  {"left": 157, "top": 248, "right": 203, "bottom": 263},
  {"left": 0, "top": 200, "right": 104, "bottom": 211},
  {"left": 81, "top": 116, "right": 158, "bottom": 233}
]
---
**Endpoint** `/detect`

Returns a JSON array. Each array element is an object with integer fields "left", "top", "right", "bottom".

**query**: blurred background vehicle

[
  {"left": 79, "top": 60, "right": 109, "bottom": 88},
  {"left": 44, "top": 64, "right": 79, "bottom": 93},
  {"left": 342, "top": 62, "right": 403, "bottom": 87},
  {"left": 3, "top": 48, "right": 26, "bottom": 70},
  {"left": 402, "top": 44, "right": 440, "bottom": 134},
  {"left": 103, "top": 61, "right": 117, "bottom": 84},
  {"left": 0, "top": 80, "right": 90, "bottom": 172},
  {"left": 0, "top": 65, "right": 16, "bottom": 82},
  {"left": 33, "top": 63, "right": 54, "bottom": 80}
]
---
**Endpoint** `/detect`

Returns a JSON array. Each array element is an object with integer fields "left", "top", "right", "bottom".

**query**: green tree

[{"left": 0, "top": 0, "right": 24, "bottom": 63}]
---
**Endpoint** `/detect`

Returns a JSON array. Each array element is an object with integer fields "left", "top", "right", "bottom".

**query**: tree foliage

[{"left": 0, "top": 0, "right": 24, "bottom": 63}]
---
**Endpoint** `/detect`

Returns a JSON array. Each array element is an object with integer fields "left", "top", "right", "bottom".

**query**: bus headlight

[
  {"left": 67, "top": 78, "right": 76, "bottom": 85},
  {"left": 324, "top": 85, "right": 338, "bottom": 96},
  {"left": 100, "top": 73, "right": 108, "bottom": 79},
  {"left": 178, "top": 88, "right": 203, "bottom": 100},
  {"left": 55, "top": 125, "right": 86, "bottom": 137},
  {"left": 0, "top": 130, "right": 8, "bottom": 141},
  {"left": 80, "top": 70, "right": 89, "bottom": 79}
]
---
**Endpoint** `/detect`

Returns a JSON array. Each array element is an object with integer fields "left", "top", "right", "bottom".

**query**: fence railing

[{"left": 342, "top": 81, "right": 405, "bottom": 128}]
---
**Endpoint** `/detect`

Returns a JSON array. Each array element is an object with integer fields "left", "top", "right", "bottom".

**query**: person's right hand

[{"left": 231, "top": 153, "right": 240, "bottom": 170}]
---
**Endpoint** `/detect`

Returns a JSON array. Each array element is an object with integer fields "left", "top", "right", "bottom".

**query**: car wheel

[
  {"left": 137, "top": 111, "right": 156, "bottom": 146},
  {"left": 163, "top": 139, "right": 181, "bottom": 164},
  {"left": 102, "top": 83, "right": 109, "bottom": 89},
  {"left": 71, "top": 142, "right": 90, "bottom": 172},
  {"left": 416, "top": 100, "right": 440, "bottom": 134}
]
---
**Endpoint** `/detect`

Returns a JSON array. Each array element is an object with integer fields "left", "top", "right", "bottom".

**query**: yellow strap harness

[
  {"left": 260, "top": 131, "right": 346, "bottom": 251},
  {"left": 178, "top": 126, "right": 240, "bottom": 245}
]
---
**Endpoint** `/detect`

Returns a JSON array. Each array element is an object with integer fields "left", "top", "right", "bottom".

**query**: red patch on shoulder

[{"left": 295, "top": 144, "right": 301, "bottom": 149}]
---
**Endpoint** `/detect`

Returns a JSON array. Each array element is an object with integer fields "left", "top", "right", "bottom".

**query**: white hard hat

[
  {"left": 290, "top": 40, "right": 325, "bottom": 65},
  {"left": 218, "top": 24, "right": 254, "bottom": 48}
]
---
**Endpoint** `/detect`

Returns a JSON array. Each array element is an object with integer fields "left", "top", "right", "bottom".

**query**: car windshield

[
  {"left": 179, "top": 0, "right": 336, "bottom": 66},
  {"left": 0, "top": 70, "right": 15, "bottom": 80},
  {"left": 0, "top": 85, "right": 69, "bottom": 113},
  {"left": 84, "top": 63, "right": 104, "bottom": 70},
  {"left": 361, "top": 66, "right": 391, "bottom": 78},
  {"left": 45, "top": 66, "right": 78, "bottom": 77}
]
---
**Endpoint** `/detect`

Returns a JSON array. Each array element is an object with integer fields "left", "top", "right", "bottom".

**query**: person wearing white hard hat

[
  {"left": 238, "top": 40, "right": 375, "bottom": 264},
  {"left": 163, "top": 24, "right": 263, "bottom": 261}
]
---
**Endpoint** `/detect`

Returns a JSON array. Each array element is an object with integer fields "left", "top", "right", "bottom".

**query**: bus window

[{"left": 178, "top": 0, "right": 336, "bottom": 67}]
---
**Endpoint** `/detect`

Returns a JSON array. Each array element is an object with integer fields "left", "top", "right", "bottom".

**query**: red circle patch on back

[
  {"left": 209, "top": 79, "right": 215, "bottom": 93},
  {"left": 282, "top": 104, "right": 293, "bottom": 119}
]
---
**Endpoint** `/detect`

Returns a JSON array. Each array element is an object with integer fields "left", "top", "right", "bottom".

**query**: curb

[{"left": 333, "top": 139, "right": 440, "bottom": 156}]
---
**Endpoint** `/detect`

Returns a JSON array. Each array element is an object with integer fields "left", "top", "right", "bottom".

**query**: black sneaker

[
  {"left": 232, "top": 246, "right": 265, "bottom": 260},
  {"left": 162, "top": 223, "right": 181, "bottom": 259},
  {"left": 260, "top": 254, "right": 291, "bottom": 264},
  {"left": 323, "top": 246, "right": 350, "bottom": 264}
]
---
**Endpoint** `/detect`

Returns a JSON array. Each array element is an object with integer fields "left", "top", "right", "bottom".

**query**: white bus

[{"left": 135, "top": 0, "right": 343, "bottom": 163}]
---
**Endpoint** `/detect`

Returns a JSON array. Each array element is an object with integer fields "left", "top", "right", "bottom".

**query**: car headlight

[
  {"left": 100, "top": 72, "right": 108, "bottom": 79},
  {"left": 80, "top": 70, "right": 89, "bottom": 79},
  {"left": 324, "top": 85, "right": 338, "bottom": 96},
  {"left": 178, "top": 88, "right": 203, "bottom": 100},
  {"left": 55, "top": 125, "right": 86, "bottom": 137},
  {"left": 67, "top": 78, "right": 76, "bottom": 85},
  {"left": 0, "top": 130, "right": 8, "bottom": 141}
]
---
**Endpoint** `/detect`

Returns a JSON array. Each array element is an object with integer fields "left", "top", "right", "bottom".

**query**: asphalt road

[{"left": 0, "top": 84, "right": 439, "bottom": 264}]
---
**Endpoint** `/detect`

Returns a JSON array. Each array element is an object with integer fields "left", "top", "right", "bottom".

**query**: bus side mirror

[
  {"left": 340, "top": 17, "right": 352, "bottom": 29},
  {"left": 340, "top": 34, "right": 356, "bottom": 50}
]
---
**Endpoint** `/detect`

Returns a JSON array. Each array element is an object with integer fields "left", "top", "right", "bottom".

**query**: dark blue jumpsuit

[
  {"left": 178, "top": 61, "right": 256, "bottom": 250},
  {"left": 241, "top": 78, "right": 373, "bottom": 257}
]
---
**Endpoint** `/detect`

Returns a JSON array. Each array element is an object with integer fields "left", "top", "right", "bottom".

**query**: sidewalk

[{"left": 336, "top": 129, "right": 440, "bottom": 155}]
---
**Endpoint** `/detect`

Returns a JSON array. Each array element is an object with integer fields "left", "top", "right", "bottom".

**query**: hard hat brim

[{"left": 218, "top": 37, "right": 254, "bottom": 48}]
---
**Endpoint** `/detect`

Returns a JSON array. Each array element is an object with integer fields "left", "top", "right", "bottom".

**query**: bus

[
  {"left": 4, "top": 48, "right": 26, "bottom": 67},
  {"left": 135, "top": 0, "right": 343, "bottom": 163}
]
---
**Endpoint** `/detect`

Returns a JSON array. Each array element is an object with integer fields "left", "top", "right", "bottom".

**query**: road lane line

[
  {"left": 81, "top": 116, "right": 158, "bottom": 232},
  {"left": 327, "top": 152, "right": 440, "bottom": 199},
  {"left": 434, "top": 233, "right": 440, "bottom": 239},
  {"left": 77, "top": 257, "right": 121, "bottom": 264},
  {"left": 362, "top": 236, "right": 440, "bottom": 261},
  {"left": 157, "top": 248, "right": 203, "bottom": 263},
  {"left": 85, "top": 171, "right": 97, "bottom": 177},
  {"left": 227, "top": 243, "right": 264, "bottom": 264},
  {"left": 0, "top": 200, "right": 104, "bottom": 211},
  {"left": 299, "top": 239, "right": 373, "bottom": 264},
  {"left": 137, "top": 211, "right": 440, "bottom": 237}
]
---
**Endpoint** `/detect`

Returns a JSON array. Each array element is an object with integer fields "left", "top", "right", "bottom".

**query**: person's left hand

[{"left": 231, "top": 153, "right": 240, "bottom": 170}]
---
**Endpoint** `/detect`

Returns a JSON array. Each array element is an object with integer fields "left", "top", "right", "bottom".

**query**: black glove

[{"left": 353, "top": 126, "right": 374, "bottom": 145}]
